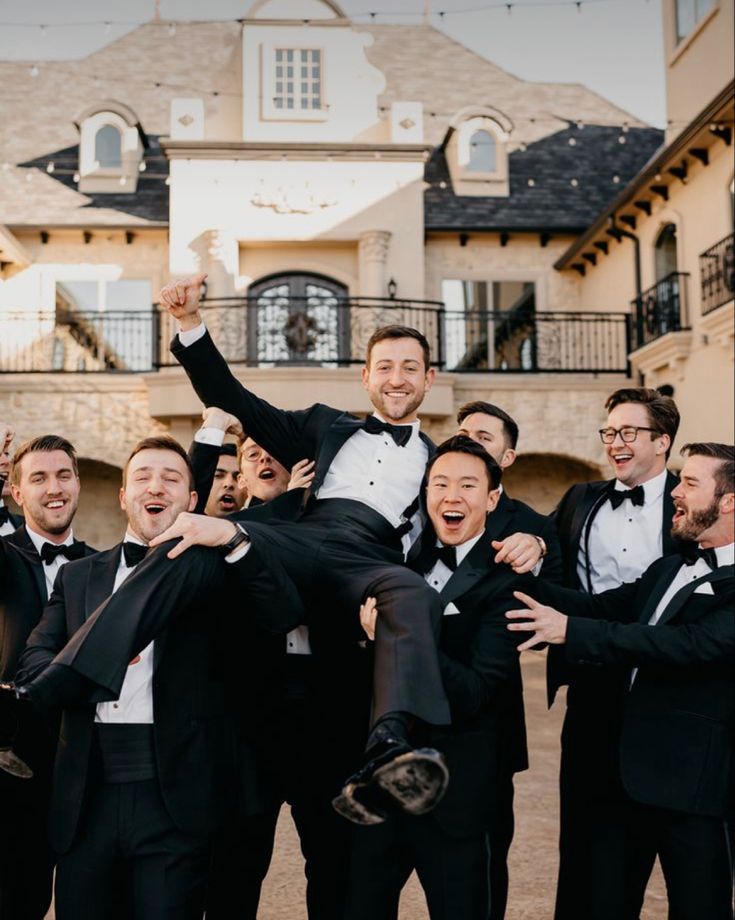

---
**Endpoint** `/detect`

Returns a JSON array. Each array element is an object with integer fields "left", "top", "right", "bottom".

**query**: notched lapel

[
  {"left": 439, "top": 528, "right": 496, "bottom": 606},
  {"left": 85, "top": 547, "right": 123, "bottom": 620}
]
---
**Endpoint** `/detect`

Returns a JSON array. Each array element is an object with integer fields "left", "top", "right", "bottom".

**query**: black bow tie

[
  {"left": 122, "top": 541, "right": 148, "bottom": 568},
  {"left": 683, "top": 546, "right": 719, "bottom": 570},
  {"left": 39, "top": 540, "right": 86, "bottom": 565},
  {"left": 363, "top": 416, "right": 413, "bottom": 448},
  {"left": 421, "top": 543, "right": 458, "bottom": 573},
  {"left": 0, "top": 506, "right": 10, "bottom": 527},
  {"left": 608, "top": 484, "right": 645, "bottom": 510}
]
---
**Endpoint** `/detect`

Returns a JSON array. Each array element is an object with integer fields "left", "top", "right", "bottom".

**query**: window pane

[
  {"left": 468, "top": 130, "right": 496, "bottom": 173},
  {"left": 94, "top": 125, "right": 122, "bottom": 168}
]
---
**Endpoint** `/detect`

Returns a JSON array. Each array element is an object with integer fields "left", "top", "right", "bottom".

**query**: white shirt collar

[
  {"left": 704, "top": 542, "right": 735, "bottom": 567},
  {"left": 124, "top": 529, "right": 147, "bottom": 547},
  {"left": 25, "top": 523, "right": 74, "bottom": 556},
  {"left": 614, "top": 466, "right": 668, "bottom": 501},
  {"left": 437, "top": 530, "right": 484, "bottom": 567}
]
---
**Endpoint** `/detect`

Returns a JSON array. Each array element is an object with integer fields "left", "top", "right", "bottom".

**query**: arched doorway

[
  {"left": 75, "top": 458, "right": 127, "bottom": 549},
  {"left": 247, "top": 272, "right": 350, "bottom": 365},
  {"left": 502, "top": 453, "right": 601, "bottom": 514}
]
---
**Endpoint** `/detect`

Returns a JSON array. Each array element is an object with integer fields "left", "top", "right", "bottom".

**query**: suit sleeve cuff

[
  {"left": 564, "top": 617, "right": 602, "bottom": 663},
  {"left": 178, "top": 323, "right": 206, "bottom": 347},
  {"left": 194, "top": 427, "right": 226, "bottom": 447}
]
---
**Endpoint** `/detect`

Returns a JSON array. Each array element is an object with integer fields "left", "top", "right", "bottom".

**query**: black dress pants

[
  {"left": 54, "top": 779, "right": 210, "bottom": 920},
  {"left": 488, "top": 771, "right": 515, "bottom": 920},
  {"left": 344, "top": 813, "right": 490, "bottom": 920}
]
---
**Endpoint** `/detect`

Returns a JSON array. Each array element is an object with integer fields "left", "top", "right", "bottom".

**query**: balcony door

[{"left": 247, "top": 273, "right": 350, "bottom": 365}]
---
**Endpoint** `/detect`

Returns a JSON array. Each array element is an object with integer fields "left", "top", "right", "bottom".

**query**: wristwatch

[
  {"left": 533, "top": 535, "right": 548, "bottom": 558},
  {"left": 220, "top": 523, "right": 250, "bottom": 556}
]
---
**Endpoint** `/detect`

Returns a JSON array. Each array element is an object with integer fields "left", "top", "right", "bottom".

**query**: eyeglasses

[
  {"left": 241, "top": 447, "right": 265, "bottom": 463},
  {"left": 598, "top": 426, "right": 660, "bottom": 444}
]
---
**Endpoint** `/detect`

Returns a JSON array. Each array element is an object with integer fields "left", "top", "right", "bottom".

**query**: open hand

[
  {"left": 506, "top": 591, "right": 568, "bottom": 652},
  {"left": 149, "top": 512, "right": 238, "bottom": 559}
]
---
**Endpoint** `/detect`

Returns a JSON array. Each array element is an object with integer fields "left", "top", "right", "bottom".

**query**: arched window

[
  {"left": 468, "top": 130, "right": 496, "bottom": 173},
  {"left": 95, "top": 125, "right": 122, "bottom": 168},
  {"left": 654, "top": 224, "right": 678, "bottom": 281}
]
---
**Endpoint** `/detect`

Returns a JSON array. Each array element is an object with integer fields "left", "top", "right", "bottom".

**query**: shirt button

[
  {"left": 113, "top": 703, "right": 119, "bottom": 709},
  {"left": 377, "top": 459, "right": 382, "bottom": 464},
  {"left": 369, "top": 481, "right": 374, "bottom": 486},
  {"left": 622, "top": 548, "right": 627, "bottom": 552}
]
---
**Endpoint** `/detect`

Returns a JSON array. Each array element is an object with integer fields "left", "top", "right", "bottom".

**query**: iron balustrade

[
  {"left": 630, "top": 272, "right": 690, "bottom": 350},
  {"left": 699, "top": 232, "right": 735, "bottom": 316},
  {"left": 0, "top": 298, "right": 630, "bottom": 374}
]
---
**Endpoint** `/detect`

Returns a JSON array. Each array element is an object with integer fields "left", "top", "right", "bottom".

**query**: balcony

[
  {"left": 0, "top": 298, "right": 630, "bottom": 375},
  {"left": 630, "top": 272, "right": 690, "bottom": 350},
  {"left": 700, "top": 232, "right": 734, "bottom": 316}
]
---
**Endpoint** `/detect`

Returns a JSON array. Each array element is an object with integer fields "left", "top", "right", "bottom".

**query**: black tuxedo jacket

[
  {"left": 18, "top": 539, "right": 303, "bottom": 853},
  {"left": 172, "top": 330, "right": 435, "bottom": 504},
  {"left": 548, "top": 469, "right": 693, "bottom": 704},
  {"left": 535, "top": 556, "right": 735, "bottom": 817},
  {"left": 0, "top": 527, "right": 96, "bottom": 773},
  {"left": 410, "top": 522, "right": 532, "bottom": 839}
]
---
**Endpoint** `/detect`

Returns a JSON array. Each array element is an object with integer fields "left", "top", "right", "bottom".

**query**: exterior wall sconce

[{"left": 387, "top": 277, "right": 397, "bottom": 299}]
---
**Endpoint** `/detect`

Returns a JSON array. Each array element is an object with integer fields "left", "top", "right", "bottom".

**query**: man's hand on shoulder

[
  {"left": 492, "top": 533, "right": 545, "bottom": 574},
  {"left": 149, "top": 512, "right": 238, "bottom": 559},
  {"left": 159, "top": 274, "right": 207, "bottom": 332}
]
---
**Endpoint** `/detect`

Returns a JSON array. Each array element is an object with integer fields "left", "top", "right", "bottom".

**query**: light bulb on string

[
  {"left": 527, "top": 178, "right": 535, "bottom": 187},
  {"left": 29, "top": 65, "right": 39, "bottom": 77},
  {"left": 46, "top": 161, "right": 55, "bottom": 174},
  {"left": 73, "top": 172, "right": 80, "bottom": 183},
  {"left": 570, "top": 178, "right": 579, "bottom": 187},
  {"left": 138, "top": 161, "right": 147, "bottom": 172}
]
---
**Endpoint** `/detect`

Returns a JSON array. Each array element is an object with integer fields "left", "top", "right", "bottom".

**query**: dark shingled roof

[
  {"left": 19, "top": 136, "right": 169, "bottom": 225},
  {"left": 424, "top": 124, "right": 664, "bottom": 233}
]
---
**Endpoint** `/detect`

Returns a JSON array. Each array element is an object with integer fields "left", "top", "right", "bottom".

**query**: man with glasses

[{"left": 549, "top": 387, "right": 693, "bottom": 920}]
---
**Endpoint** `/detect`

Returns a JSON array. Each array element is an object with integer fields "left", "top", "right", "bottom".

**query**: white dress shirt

[
  {"left": 0, "top": 500, "right": 16, "bottom": 537},
  {"left": 96, "top": 532, "right": 155, "bottom": 724},
  {"left": 424, "top": 532, "right": 484, "bottom": 595},
  {"left": 629, "top": 541, "right": 733, "bottom": 686},
  {"left": 25, "top": 525, "right": 76, "bottom": 599},
  {"left": 578, "top": 468, "right": 668, "bottom": 593}
]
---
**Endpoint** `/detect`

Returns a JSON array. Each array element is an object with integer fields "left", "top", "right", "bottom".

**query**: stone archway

[
  {"left": 503, "top": 453, "right": 602, "bottom": 514},
  {"left": 75, "top": 458, "right": 126, "bottom": 550}
]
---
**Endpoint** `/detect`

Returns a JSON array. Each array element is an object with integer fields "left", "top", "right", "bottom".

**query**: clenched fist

[{"left": 158, "top": 274, "right": 208, "bottom": 331}]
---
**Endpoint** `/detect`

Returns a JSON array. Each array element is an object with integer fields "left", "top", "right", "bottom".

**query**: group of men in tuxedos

[{"left": 0, "top": 271, "right": 731, "bottom": 920}]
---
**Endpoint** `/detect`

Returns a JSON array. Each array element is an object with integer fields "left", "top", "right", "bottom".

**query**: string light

[
  {"left": 138, "top": 161, "right": 147, "bottom": 172},
  {"left": 29, "top": 65, "right": 39, "bottom": 77},
  {"left": 570, "top": 177, "right": 579, "bottom": 187},
  {"left": 46, "top": 161, "right": 55, "bottom": 173}
]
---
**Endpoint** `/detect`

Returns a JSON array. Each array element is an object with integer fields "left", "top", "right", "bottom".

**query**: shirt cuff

[
  {"left": 531, "top": 557, "right": 544, "bottom": 578},
  {"left": 178, "top": 323, "right": 206, "bottom": 347},
  {"left": 225, "top": 541, "right": 251, "bottom": 563},
  {"left": 194, "top": 427, "right": 226, "bottom": 447}
]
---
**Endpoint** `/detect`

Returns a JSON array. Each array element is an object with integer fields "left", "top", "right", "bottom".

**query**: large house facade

[{"left": 0, "top": 0, "right": 731, "bottom": 548}]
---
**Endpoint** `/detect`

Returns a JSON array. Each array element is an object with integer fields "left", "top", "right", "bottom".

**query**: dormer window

[
  {"left": 468, "top": 130, "right": 496, "bottom": 173},
  {"left": 94, "top": 125, "right": 122, "bottom": 168},
  {"left": 445, "top": 109, "right": 511, "bottom": 198},
  {"left": 75, "top": 100, "right": 146, "bottom": 194},
  {"left": 274, "top": 49, "right": 322, "bottom": 111}
]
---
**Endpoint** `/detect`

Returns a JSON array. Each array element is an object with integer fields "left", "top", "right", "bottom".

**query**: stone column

[{"left": 358, "top": 230, "right": 392, "bottom": 299}]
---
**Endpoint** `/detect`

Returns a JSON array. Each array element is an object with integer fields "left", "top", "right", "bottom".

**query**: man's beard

[{"left": 672, "top": 498, "right": 720, "bottom": 542}]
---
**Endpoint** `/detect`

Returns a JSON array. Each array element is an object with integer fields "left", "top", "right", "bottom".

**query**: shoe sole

[
  {"left": 332, "top": 786, "right": 387, "bottom": 826},
  {"left": 373, "top": 748, "right": 449, "bottom": 815}
]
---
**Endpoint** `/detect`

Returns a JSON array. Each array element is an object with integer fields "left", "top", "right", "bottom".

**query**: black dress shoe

[
  {"left": 0, "top": 683, "right": 34, "bottom": 780},
  {"left": 332, "top": 736, "right": 449, "bottom": 826}
]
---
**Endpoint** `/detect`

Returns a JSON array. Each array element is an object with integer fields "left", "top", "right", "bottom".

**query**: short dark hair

[
  {"left": 426, "top": 435, "right": 502, "bottom": 490},
  {"left": 218, "top": 443, "right": 238, "bottom": 459},
  {"left": 681, "top": 443, "right": 735, "bottom": 500},
  {"left": 605, "top": 387, "right": 680, "bottom": 458},
  {"left": 11, "top": 435, "right": 79, "bottom": 485},
  {"left": 123, "top": 436, "right": 194, "bottom": 489},
  {"left": 457, "top": 400, "right": 519, "bottom": 450},
  {"left": 365, "top": 325, "right": 431, "bottom": 371}
]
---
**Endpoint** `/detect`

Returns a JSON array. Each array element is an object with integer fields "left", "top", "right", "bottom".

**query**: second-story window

[
  {"left": 675, "top": 0, "right": 715, "bottom": 43},
  {"left": 468, "top": 130, "right": 496, "bottom": 173},
  {"left": 94, "top": 125, "right": 122, "bottom": 168},
  {"left": 274, "top": 49, "right": 322, "bottom": 111}
]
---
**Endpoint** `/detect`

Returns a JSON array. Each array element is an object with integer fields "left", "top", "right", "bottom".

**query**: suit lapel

[
  {"left": 636, "top": 555, "right": 685, "bottom": 623},
  {"left": 439, "top": 518, "right": 506, "bottom": 606},
  {"left": 311, "top": 413, "right": 364, "bottom": 493},
  {"left": 7, "top": 526, "right": 47, "bottom": 606},
  {"left": 85, "top": 546, "right": 123, "bottom": 620},
  {"left": 655, "top": 564, "right": 734, "bottom": 628}
]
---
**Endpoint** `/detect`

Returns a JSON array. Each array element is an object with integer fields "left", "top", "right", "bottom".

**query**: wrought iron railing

[
  {"left": 0, "top": 299, "right": 630, "bottom": 374},
  {"left": 630, "top": 272, "right": 690, "bottom": 350},
  {"left": 699, "top": 232, "right": 734, "bottom": 316}
]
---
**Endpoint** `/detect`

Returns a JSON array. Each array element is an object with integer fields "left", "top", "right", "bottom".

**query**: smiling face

[
  {"left": 426, "top": 451, "right": 499, "bottom": 546},
  {"left": 11, "top": 449, "right": 80, "bottom": 538},
  {"left": 238, "top": 438, "right": 290, "bottom": 503},
  {"left": 671, "top": 454, "right": 733, "bottom": 545},
  {"left": 120, "top": 448, "right": 196, "bottom": 544},
  {"left": 457, "top": 412, "right": 516, "bottom": 469},
  {"left": 205, "top": 453, "right": 247, "bottom": 517},
  {"left": 604, "top": 402, "right": 669, "bottom": 487},
  {"left": 361, "top": 338, "right": 435, "bottom": 424}
]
